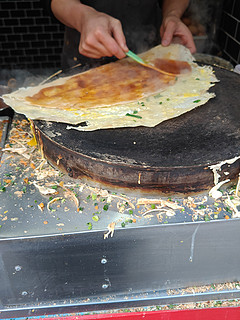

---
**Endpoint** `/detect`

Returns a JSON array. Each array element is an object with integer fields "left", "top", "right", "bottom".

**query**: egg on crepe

[{"left": 2, "top": 44, "right": 218, "bottom": 131}]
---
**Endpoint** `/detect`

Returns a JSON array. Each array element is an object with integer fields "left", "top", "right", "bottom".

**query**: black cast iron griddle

[{"left": 33, "top": 66, "right": 240, "bottom": 192}]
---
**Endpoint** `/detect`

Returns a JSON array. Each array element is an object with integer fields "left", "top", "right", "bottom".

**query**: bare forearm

[
  {"left": 162, "top": 0, "right": 190, "bottom": 20},
  {"left": 51, "top": 0, "right": 91, "bottom": 32},
  {"left": 51, "top": 0, "right": 127, "bottom": 59}
]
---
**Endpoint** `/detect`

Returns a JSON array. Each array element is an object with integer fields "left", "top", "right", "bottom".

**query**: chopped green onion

[
  {"left": 103, "top": 204, "right": 109, "bottom": 211},
  {"left": 5, "top": 173, "right": 12, "bottom": 177},
  {"left": 193, "top": 99, "right": 201, "bottom": 103},
  {"left": 204, "top": 215, "right": 210, "bottom": 221},
  {"left": 126, "top": 113, "right": 142, "bottom": 119},
  {"left": 225, "top": 207, "right": 232, "bottom": 213},
  {"left": 92, "top": 193, "right": 97, "bottom": 200},
  {"left": 87, "top": 222, "right": 92, "bottom": 230}
]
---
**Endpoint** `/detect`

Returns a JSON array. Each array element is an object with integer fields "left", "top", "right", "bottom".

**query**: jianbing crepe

[{"left": 2, "top": 44, "right": 218, "bottom": 131}]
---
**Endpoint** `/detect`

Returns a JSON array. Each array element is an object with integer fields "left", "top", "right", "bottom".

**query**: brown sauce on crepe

[
  {"left": 26, "top": 59, "right": 191, "bottom": 110},
  {"left": 153, "top": 58, "right": 192, "bottom": 74}
]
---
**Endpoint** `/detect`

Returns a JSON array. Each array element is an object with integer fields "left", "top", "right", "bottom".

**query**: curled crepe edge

[{"left": 3, "top": 44, "right": 195, "bottom": 99}]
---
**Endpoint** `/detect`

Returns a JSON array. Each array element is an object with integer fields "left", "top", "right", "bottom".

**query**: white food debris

[
  {"left": 209, "top": 179, "right": 230, "bottom": 199},
  {"left": 2, "top": 147, "right": 30, "bottom": 160},
  {"left": 209, "top": 156, "right": 240, "bottom": 185},
  {"left": 104, "top": 222, "right": 116, "bottom": 239},
  {"left": 33, "top": 182, "right": 57, "bottom": 195},
  {"left": 225, "top": 196, "right": 240, "bottom": 218}
]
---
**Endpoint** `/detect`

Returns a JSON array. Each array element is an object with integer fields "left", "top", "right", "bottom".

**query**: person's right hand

[
  {"left": 78, "top": 6, "right": 128, "bottom": 59},
  {"left": 160, "top": 15, "right": 196, "bottom": 54}
]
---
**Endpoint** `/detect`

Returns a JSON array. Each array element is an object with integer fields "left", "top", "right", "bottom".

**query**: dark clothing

[{"left": 42, "top": 0, "right": 163, "bottom": 70}]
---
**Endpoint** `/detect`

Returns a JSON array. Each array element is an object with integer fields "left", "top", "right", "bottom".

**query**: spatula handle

[{"left": 126, "top": 50, "right": 145, "bottom": 64}]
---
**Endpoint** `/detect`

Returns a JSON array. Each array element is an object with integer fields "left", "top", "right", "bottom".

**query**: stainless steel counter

[{"left": 0, "top": 115, "right": 240, "bottom": 318}]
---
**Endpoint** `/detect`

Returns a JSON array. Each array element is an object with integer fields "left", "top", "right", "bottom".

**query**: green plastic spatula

[{"left": 126, "top": 50, "right": 175, "bottom": 76}]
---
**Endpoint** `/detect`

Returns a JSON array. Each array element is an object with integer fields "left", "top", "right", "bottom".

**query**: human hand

[
  {"left": 160, "top": 15, "right": 196, "bottom": 53},
  {"left": 78, "top": 6, "right": 128, "bottom": 59}
]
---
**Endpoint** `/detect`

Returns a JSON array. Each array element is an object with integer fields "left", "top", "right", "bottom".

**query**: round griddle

[{"left": 33, "top": 66, "right": 240, "bottom": 192}]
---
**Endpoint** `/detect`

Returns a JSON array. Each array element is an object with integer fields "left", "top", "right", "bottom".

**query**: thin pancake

[{"left": 2, "top": 44, "right": 218, "bottom": 131}]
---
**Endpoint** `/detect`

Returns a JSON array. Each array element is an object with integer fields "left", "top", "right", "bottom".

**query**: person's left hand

[{"left": 160, "top": 15, "right": 196, "bottom": 53}]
